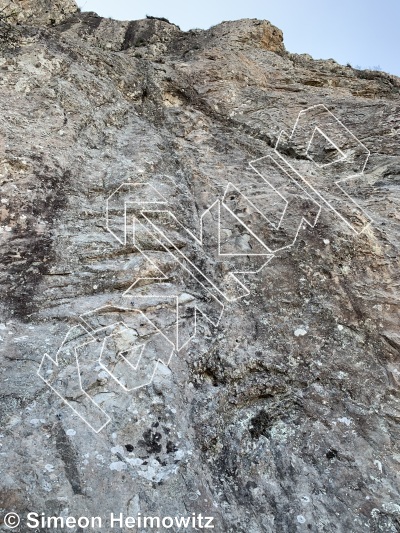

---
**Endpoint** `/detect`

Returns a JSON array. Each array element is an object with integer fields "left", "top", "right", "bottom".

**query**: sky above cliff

[{"left": 80, "top": 0, "right": 399, "bottom": 77}]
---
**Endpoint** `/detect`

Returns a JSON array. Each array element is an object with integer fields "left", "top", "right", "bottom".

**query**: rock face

[
  {"left": 0, "top": 0, "right": 400, "bottom": 532},
  {"left": 0, "top": 0, "right": 78, "bottom": 26}
]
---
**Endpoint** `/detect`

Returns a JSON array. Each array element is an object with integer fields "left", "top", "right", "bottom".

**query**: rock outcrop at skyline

[{"left": 0, "top": 1, "right": 399, "bottom": 531}]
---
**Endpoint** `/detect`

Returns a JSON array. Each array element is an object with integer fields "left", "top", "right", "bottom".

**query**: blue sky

[{"left": 80, "top": 0, "right": 399, "bottom": 76}]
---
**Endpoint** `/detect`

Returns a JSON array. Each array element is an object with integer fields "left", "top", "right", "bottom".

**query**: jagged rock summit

[{"left": 0, "top": 1, "right": 400, "bottom": 532}]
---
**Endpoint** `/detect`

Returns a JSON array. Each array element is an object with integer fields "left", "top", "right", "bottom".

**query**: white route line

[
  {"left": 249, "top": 153, "right": 322, "bottom": 252},
  {"left": 38, "top": 103, "right": 374, "bottom": 433},
  {"left": 37, "top": 325, "right": 111, "bottom": 433},
  {"left": 274, "top": 104, "right": 372, "bottom": 234},
  {"left": 106, "top": 182, "right": 168, "bottom": 246}
]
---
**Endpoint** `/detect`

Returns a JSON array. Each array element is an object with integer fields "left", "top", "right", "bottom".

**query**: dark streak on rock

[
  {"left": 1, "top": 167, "right": 71, "bottom": 320},
  {"left": 55, "top": 425, "right": 83, "bottom": 495}
]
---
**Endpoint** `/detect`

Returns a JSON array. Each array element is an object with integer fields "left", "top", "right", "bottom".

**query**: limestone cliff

[{"left": 0, "top": 1, "right": 400, "bottom": 532}]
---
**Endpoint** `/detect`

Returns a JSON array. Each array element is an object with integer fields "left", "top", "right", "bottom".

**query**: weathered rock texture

[
  {"left": 0, "top": 0, "right": 78, "bottom": 26},
  {"left": 0, "top": 1, "right": 400, "bottom": 532}
]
